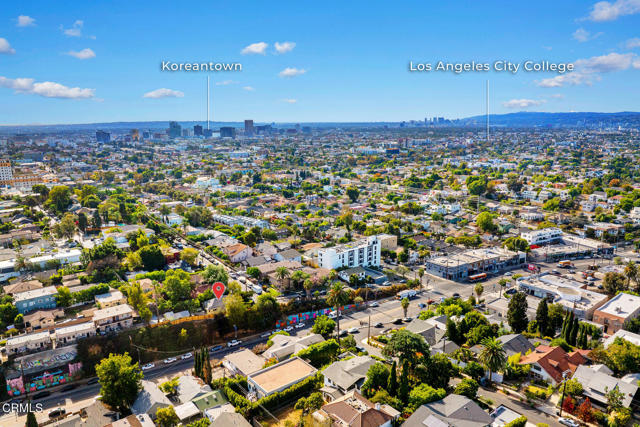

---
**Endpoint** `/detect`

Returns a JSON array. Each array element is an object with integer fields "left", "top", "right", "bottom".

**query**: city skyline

[{"left": 1, "top": 0, "right": 640, "bottom": 124}]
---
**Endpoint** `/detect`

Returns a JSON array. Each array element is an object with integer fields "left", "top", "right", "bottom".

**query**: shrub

[
  {"left": 454, "top": 378, "right": 479, "bottom": 399},
  {"left": 504, "top": 416, "right": 527, "bottom": 427}
]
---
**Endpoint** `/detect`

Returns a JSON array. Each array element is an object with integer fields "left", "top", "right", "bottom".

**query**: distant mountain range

[
  {"left": 1, "top": 111, "right": 639, "bottom": 134},
  {"left": 458, "top": 111, "right": 640, "bottom": 127}
]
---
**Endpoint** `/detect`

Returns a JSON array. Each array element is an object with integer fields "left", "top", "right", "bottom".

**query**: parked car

[
  {"left": 87, "top": 377, "right": 99, "bottom": 385},
  {"left": 163, "top": 357, "right": 177, "bottom": 364},
  {"left": 348, "top": 327, "right": 359, "bottom": 333},
  {"left": 295, "top": 323, "right": 305, "bottom": 329},
  {"left": 48, "top": 408, "right": 66, "bottom": 419},
  {"left": 505, "top": 288, "right": 517, "bottom": 295},
  {"left": 392, "top": 318, "right": 403, "bottom": 325},
  {"left": 284, "top": 326, "right": 294, "bottom": 332},
  {"left": 61, "top": 384, "right": 77, "bottom": 392},
  {"left": 32, "top": 391, "right": 50, "bottom": 400},
  {"left": 181, "top": 352, "right": 193, "bottom": 360},
  {"left": 210, "top": 345, "right": 223, "bottom": 353},
  {"left": 339, "top": 329, "right": 348, "bottom": 336},
  {"left": 141, "top": 363, "right": 155, "bottom": 370},
  {"left": 558, "top": 418, "right": 580, "bottom": 427},
  {"left": 374, "top": 322, "right": 384, "bottom": 328},
  {"left": 260, "top": 331, "right": 271, "bottom": 338},
  {"left": 368, "top": 301, "right": 379, "bottom": 307},
  {"left": 452, "top": 293, "right": 461, "bottom": 299},
  {"left": 227, "top": 339, "right": 242, "bottom": 347},
  {"left": 355, "top": 345, "right": 366, "bottom": 353},
  {"left": 403, "top": 317, "right": 413, "bottom": 322}
]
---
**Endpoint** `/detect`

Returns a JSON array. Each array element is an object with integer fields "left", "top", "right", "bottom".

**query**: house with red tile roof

[{"left": 518, "top": 345, "right": 590, "bottom": 385}]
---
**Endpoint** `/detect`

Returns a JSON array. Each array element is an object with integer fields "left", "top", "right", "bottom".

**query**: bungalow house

[
  {"left": 321, "top": 356, "right": 376, "bottom": 399},
  {"left": 131, "top": 380, "right": 172, "bottom": 419},
  {"left": 223, "top": 348, "right": 266, "bottom": 377},
  {"left": 403, "top": 394, "right": 493, "bottom": 427},
  {"left": 262, "top": 333, "right": 325, "bottom": 361},
  {"left": 92, "top": 304, "right": 134, "bottom": 333},
  {"left": 313, "top": 389, "right": 396, "bottom": 427},
  {"left": 247, "top": 357, "right": 317, "bottom": 399},
  {"left": 572, "top": 365, "right": 639, "bottom": 412},
  {"left": 23, "top": 308, "right": 64, "bottom": 330},
  {"left": 518, "top": 345, "right": 589, "bottom": 386},
  {"left": 95, "top": 289, "right": 127, "bottom": 308}
]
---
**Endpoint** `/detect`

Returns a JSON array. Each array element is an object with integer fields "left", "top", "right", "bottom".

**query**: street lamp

[{"left": 558, "top": 371, "right": 569, "bottom": 417}]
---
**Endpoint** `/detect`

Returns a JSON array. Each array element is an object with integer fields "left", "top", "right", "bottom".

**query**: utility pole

[
  {"left": 558, "top": 372, "right": 569, "bottom": 417},
  {"left": 367, "top": 314, "right": 371, "bottom": 345}
]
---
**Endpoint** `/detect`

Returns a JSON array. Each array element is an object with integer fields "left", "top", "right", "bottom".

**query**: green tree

[
  {"left": 275, "top": 266, "right": 291, "bottom": 288},
  {"left": 479, "top": 337, "right": 506, "bottom": 385},
  {"left": 624, "top": 261, "right": 638, "bottom": 290},
  {"left": 398, "top": 359, "right": 410, "bottom": 404},
  {"left": 387, "top": 360, "right": 398, "bottom": 397},
  {"left": 408, "top": 383, "right": 446, "bottom": 409},
  {"left": 156, "top": 406, "right": 179, "bottom": 427},
  {"left": 346, "top": 186, "right": 360, "bottom": 203},
  {"left": 382, "top": 329, "right": 430, "bottom": 367},
  {"left": 26, "top": 411, "right": 38, "bottom": 427},
  {"left": 224, "top": 294, "right": 247, "bottom": 329},
  {"left": 311, "top": 315, "right": 336, "bottom": 338},
  {"left": 361, "top": 363, "right": 390, "bottom": 398},
  {"left": 603, "top": 272, "right": 628, "bottom": 296},
  {"left": 507, "top": 291, "right": 529, "bottom": 333},
  {"left": 202, "top": 264, "right": 229, "bottom": 284},
  {"left": 95, "top": 353, "right": 143, "bottom": 412},
  {"left": 180, "top": 248, "right": 199, "bottom": 266},
  {"left": 46, "top": 185, "right": 72, "bottom": 213},
  {"left": 454, "top": 378, "right": 479, "bottom": 399},
  {"left": 55, "top": 286, "right": 73, "bottom": 307},
  {"left": 504, "top": 237, "right": 529, "bottom": 252},
  {"left": 164, "top": 269, "right": 194, "bottom": 304},
  {"left": 476, "top": 211, "right": 496, "bottom": 233},
  {"left": 54, "top": 213, "right": 77, "bottom": 239},
  {"left": 535, "top": 299, "right": 550, "bottom": 337},
  {"left": 138, "top": 244, "right": 165, "bottom": 271}
]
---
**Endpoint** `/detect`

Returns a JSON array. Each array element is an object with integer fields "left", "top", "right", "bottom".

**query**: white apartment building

[
  {"left": 93, "top": 304, "right": 134, "bottom": 333},
  {"left": 318, "top": 236, "right": 381, "bottom": 270},
  {"left": 0, "top": 159, "right": 13, "bottom": 184},
  {"left": 520, "top": 227, "right": 563, "bottom": 246},
  {"left": 54, "top": 322, "right": 97, "bottom": 346}
]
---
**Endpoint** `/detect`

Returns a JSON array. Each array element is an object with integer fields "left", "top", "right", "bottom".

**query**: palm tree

[
  {"left": 624, "top": 261, "right": 638, "bottom": 290},
  {"left": 401, "top": 297, "right": 410, "bottom": 318},
  {"left": 303, "top": 278, "right": 314, "bottom": 300},
  {"left": 275, "top": 266, "right": 290, "bottom": 289},
  {"left": 159, "top": 204, "right": 171, "bottom": 223},
  {"left": 474, "top": 283, "right": 484, "bottom": 300},
  {"left": 327, "top": 282, "right": 350, "bottom": 344},
  {"left": 478, "top": 337, "right": 506, "bottom": 386},
  {"left": 418, "top": 268, "right": 425, "bottom": 289},
  {"left": 498, "top": 278, "right": 508, "bottom": 299}
]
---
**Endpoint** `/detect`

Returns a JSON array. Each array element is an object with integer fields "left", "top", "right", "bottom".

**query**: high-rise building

[
  {"left": 244, "top": 120, "right": 254, "bottom": 136},
  {"left": 0, "top": 159, "right": 13, "bottom": 185},
  {"left": 131, "top": 129, "right": 140, "bottom": 142},
  {"left": 96, "top": 130, "right": 111, "bottom": 143},
  {"left": 317, "top": 236, "right": 381, "bottom": 270},
  {"left": 203, "top": 129, "right": 214, "bottom": 137},
  {"left": 220, "top": 127, "right": 236, "bottom": 139},
  {"left": 194, "top": 125, "right": 203, "bottom": 136},
  {"left": 168, "top": 121, "right": 182, "bottom": 138}
]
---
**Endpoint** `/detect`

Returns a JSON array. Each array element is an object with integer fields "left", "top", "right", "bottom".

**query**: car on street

[
  {"left": 261, "top": 331, "right": 271, "bottom": 337},
  {"left": 374, "top": 322, "right": 384, "bottom": 328},
  {"left": 87, "top": 377, "right": 99, "bottom": 385},
  {"left": 339, "top": 329, "right": 348, "bottom": 336},
  {"left": 348, "top": 327, "right": 359, "bottom": 333},
  {"left": 210, "top": 344, "right": 223, "bottom": 353},
  {"left": 227, "top": 339, "right": 242, "bottom": 347},
  {"left": 403, "top": 317, "right": 413, "bottom": 322},
  {"left": 33, "top": 391, "right": 50, "bottom": 400},
  {"left": 284, "top": 326, "right": 294, "bottom": 332},
  {"left": 141, "top": 363, "right": 155, "bottom": 371},
  {"left": 368, "top": 301, "right": 379, "bottom": 307},
  {"left": 452, "top": 293, "right": 460, "bottom": 299},
  {"left": 181, "top": 352, "right": 193, "bottom": 360},
  {"left": 558, "top": 417, "right": 580, "bottom": 427},
  {"left": 392, "top": 318, "right": 403, "bottom": 325},
  {"left": 163, "top": 357, "right": 177, "bottom": 364},
  {"left": 61, "top": 384, "right": 77, "bottom": 392},
  {"left": 505, "top": 288, "right": 517, "bottom": 295},
  {"left": 418, "top": 303, "right": 427, "bottom": 309},
  {"left": 295, "top": 323, "right": 305, "bottom": 329},
  {"left": 48, "top": 408, "right": 66, "bottom": 419}
]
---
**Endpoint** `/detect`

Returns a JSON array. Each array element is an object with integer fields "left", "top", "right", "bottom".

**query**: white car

[
  {"left": 163, "top": 357, "right": 177, "bottom": 364},
  {"left": 558, "top": 418, "right": 579, "bottom": 427},
  {"left": 261, "top": 332, "right": 271, "bottom": 338},
  {"left": 295, "top": 323, "right": 305, "bottom": 329},
  {"left": 348, "top": 327, "right": 359, "bottom": 333},
  {"left": 141, "top": 363, "right": 155, "bottom": 371},
  {"left": 227, "top": 339, "right": 242, "bottom": 347},
  {"left": 369, "top": 302, "right": 379, "bottom": 307},
  {"left": 181, "top": 352, "right": 192, "bottom": 360},
  {"left": 284, "top": 326, "right": 294, "bottom": 332}
]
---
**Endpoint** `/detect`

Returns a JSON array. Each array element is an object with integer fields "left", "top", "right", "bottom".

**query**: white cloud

[
  {"left": 282, "top": 98, "right": 297, "bottom": 104},
  {"left": 537, "top": 72, "right": 598, "bottom": 88},
  {"left": 215, "top": 80, "right": 236, "bottom": 86},
  {"left": 536, "top": 52, "right": 639, "bottom": 87},
  {"left": 502, "top": 99, "right": 546, "bottom": 109},
  {"left": 572, "top": 28, "right": 602, "bottom": 42},
  {"left": 634, "top": 59, "right": 640, "bottom": 69},
  {"left": 0, "top": 76, "right": 95, "bottom": 99},
  {"left": 548, "top": 94, "right": 565, "bottom": 99},
  {"left": 243, "top": 86, "right": 255, "bottom": 91},
  {"left": 278, "top": 67, "right": 307, "bottom": 78},
  {"left": 17, "top": 15, "right": 36, "bottom": 27},
  {"left": 626, "top": 37, "right": 640, "bottom": 48},
  {"left": 0, "top": 38, "right": 15, "bottom": 54},
  {"left": 66, "top": 48, "right": 95, "bottom": 60},
  {"left": 274, "top": 41, "right": 296, "bottom": 54},
  {"left": 574, "top": 52, "right": 635, "bottom": 72},
  {"left": 241, "top": 42, "right": 268, "bottom": 55},
  {"left": 143, "top": 88, "right": 184, "bottom": 99},
  {"left": 61, "top": 20, "right": 83, "bottom": 37},
  {"left": 587, "top": 0, "right": 640, "bottom": 21}
]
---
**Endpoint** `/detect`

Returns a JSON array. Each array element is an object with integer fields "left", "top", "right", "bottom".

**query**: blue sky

[{"left": 1, "top": 0, "right": 640, "bottom": 124}]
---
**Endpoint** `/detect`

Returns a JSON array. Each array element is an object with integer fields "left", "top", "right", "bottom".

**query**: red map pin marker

[{"left": 212, "top": 282, "right": 226, "bottom": 299}]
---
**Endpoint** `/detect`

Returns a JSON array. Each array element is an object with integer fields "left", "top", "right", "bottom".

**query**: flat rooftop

[
  {"left": 249, "top": 357, "right": 317, "bottom": 395},
  {"left": 596, "top": 293, "right": 640, "bottom": 318}
]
